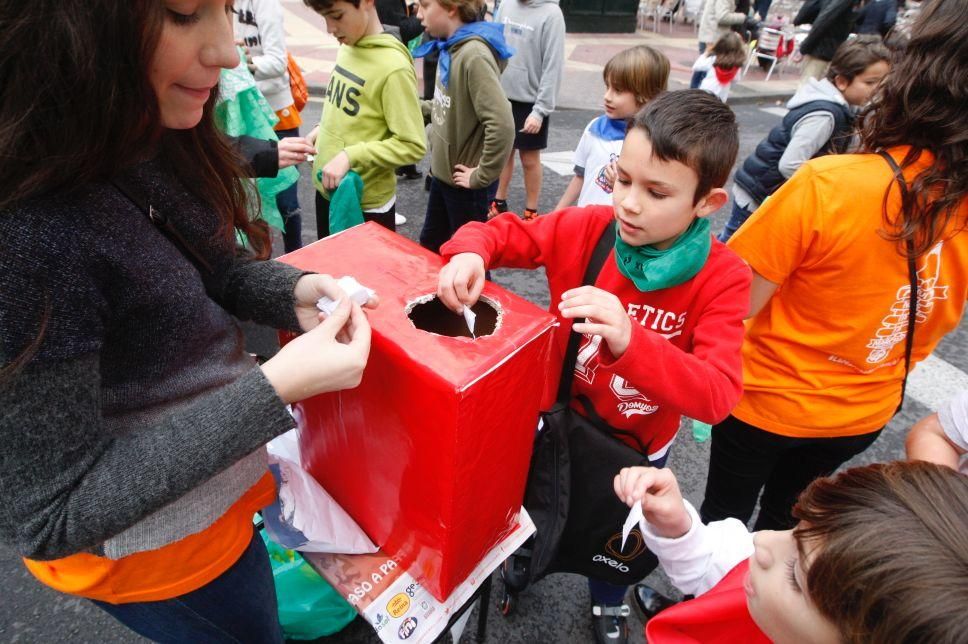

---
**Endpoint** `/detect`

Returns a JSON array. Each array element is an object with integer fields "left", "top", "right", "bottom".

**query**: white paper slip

[
  {"left": 316, "top": 276, "right": 375, "bottom": 316},
  {"left": 462, "top": 306, "right": 477, "bottom": 339},
  {"left": 621, "top": 502, "right": 644, "bottom": 553}
]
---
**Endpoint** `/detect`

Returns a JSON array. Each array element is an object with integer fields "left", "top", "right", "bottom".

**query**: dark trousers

[
  {"left": 588, "top": 451, "right": 669, "bottom": 606},
  {"left": 689, "top": 42, "right": 708, "bottom": 89},
  {"left": 419, "top": 177, "right": 497, "bottom": 254},
  {"left": 93, "top": 530, "right": 283, "bottom": 643},
  {"left": 700, "top": 415, "right": 882, "bottom": 531},
  {"left": 315, "top": 191, "right": 395, "bottom": 239},
  {"left": 275, "top": 127, "right": 303, "bottom": 253},
  {"left": 718, "top": 200, "right": 754, "bottom": 242}
]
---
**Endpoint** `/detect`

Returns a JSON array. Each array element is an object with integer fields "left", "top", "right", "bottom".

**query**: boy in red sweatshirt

[{"left": 437, "top": 90, "right": 751, "bottom": 644}]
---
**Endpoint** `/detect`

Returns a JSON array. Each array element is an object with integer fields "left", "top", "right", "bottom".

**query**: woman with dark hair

[
  {"left": 700, "top": 0, "right": 968, "bottom": 533},
  {"left": 0, "top": 1, "right": 373, "bottom": 641}
]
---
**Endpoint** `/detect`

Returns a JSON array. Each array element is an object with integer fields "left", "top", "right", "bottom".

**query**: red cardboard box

[{"left": 278, "top": 223, "right": 556, "bottom": 601}]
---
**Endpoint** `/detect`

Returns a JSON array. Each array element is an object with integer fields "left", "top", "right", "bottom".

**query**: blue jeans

[
  {"left": 419, "top": 177, "right": 497, "bottom": 254},
  {"left": 718, "top": 200, "right": 754, "bottom": 243},
  {"left": 588, "top": 451, "right": 669, "bottom": 606},
  {"left": 275, "top": 127, "right": 303, "bottom": 253},
  {"left": 93, "top": 530, "right": 283, "bottom": 644},
  {"left": 689, "top": 42, "right": 708, "bottom": 89}
]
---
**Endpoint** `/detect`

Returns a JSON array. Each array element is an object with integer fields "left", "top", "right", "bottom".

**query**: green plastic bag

[
  {"left": 259, "top": 531, "right": 357, "bottom": 640},
  {"left": 692, "top": 418, "right": 712, "bottom": 443}
]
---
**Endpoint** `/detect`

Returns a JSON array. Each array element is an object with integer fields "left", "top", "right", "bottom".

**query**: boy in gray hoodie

[{"left": 490, "top": 0, "right": 565, "bottom": 220}]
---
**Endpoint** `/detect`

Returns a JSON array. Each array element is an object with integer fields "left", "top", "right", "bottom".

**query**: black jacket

[
  {"left": 795, "top": 0, "right": 858, "bottom": 61},
  {"left": 376, "top": 0, "right": 424, "bottom": 43}
]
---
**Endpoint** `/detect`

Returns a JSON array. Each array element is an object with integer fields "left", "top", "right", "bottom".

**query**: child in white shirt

[{"left": 554, "top": 46, "right": 669, "bottom": 210}]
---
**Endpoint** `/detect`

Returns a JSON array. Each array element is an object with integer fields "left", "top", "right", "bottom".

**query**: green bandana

[{"left": 613, "top": 218, "right": 712, "bottom": 292}]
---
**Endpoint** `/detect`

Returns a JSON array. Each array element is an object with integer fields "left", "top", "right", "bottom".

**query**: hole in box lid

[{"left": 407, "top": 296, "right": 498, "bottom": 338}]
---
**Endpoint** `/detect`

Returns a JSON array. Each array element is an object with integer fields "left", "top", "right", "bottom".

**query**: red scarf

[
  {"left": 645, "top": 560, "right": 771, "bottom": 643},
  {"left": 714, "top": 66, "right": 740, "bottom": 85}
]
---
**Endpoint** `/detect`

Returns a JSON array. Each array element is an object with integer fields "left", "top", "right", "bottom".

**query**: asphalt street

[{"left": 2, "top": 101, "right": 965, "bottom": 644}]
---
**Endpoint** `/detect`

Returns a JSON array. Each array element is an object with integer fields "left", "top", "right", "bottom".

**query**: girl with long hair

[
  {"left": 0, "top": 1, "right": 373, "bottom": 640},
  {"left": 700, "top": 0, "right": 968, "bottom": 533}
]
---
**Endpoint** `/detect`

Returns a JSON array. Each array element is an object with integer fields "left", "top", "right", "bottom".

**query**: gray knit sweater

[{"left": 0, "top": 159, "right": 304, "bottom": 561}]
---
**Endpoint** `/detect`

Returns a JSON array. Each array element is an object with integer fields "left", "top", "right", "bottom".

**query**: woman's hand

[
  {"left": 277, "top": 137, "right": 316, "bottom": 168},
  {"left": 261, "top": 299, "right": 371, "bottom": 403},
  {"left": 558, "top": 286, "right": 632, "bottom": 358},
  {"left": 613, "top": 467, "right": 692, "bottom": 539},
  {"left": 292, "top": 273, "right": 379, "bottom": 333}
]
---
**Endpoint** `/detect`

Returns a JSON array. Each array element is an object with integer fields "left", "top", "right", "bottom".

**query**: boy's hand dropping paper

[
  {"left": 316, "top": 276, "right": 375, "bottom": 316},
  {"left": 621, "top": 502, "right": 644, "bottom": 553}
]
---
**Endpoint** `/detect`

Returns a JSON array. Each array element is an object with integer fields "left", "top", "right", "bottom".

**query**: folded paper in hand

[
  {"left": 316, "top": 276, "right": 376, "bottom": 316},
  {"left": 621, "top": 502, "right": 644, "bottom": 553}
]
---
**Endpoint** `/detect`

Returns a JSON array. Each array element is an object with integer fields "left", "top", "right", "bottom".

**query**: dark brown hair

[
  {"left": 603, "top": 45, "right": 670, "bottom": 105},
  {"left": 304, "top": 0, "right": 363, "bottom": 11},
  {"left": 630, "top": 90, "right": 738, "bottom": 203},
  {"left": 0, "top": 1, "right": 268, "bottom": 378},
  {"left": 709, "top": 32, "right": 747, "bottom": 70},
  {"left": 0, "top": 1, "right": 267, "bottom": 255},
  {"left": 825, "top": 35, "right": 890, "bottom": 83},
  {"left": 858, "top": 0, "right": 968, "bottom": 257},
  {"left": 793, "top": 461, "right": 968, "bottom": 644}
]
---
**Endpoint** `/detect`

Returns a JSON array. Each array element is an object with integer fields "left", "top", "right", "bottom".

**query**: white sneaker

[{"left": 394, "top": 213, "right": 407, "bottom": 226}]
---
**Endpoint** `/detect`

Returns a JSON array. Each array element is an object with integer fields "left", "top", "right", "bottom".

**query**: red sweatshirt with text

[{"left": 440, "top": 206, "right": 751, "bottom": 459}]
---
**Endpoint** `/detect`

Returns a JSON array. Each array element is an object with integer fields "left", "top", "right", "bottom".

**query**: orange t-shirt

[
  {"left": 728, "top": 148, "right": 968, "bottom": 438},
  {"left": 24, "top": 473, "right": 276, "bottom": 604}
]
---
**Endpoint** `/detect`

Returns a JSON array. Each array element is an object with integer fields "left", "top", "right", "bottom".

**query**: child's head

[
  {"left": 304, "top": 0, "right": 380, "bottom": 46},
  {"left": 709, "top": 32, "right": 747, "bottom": 70},
  {"left": 602, "top": 46, "right": 670, "bottom": 120},
  {"left": 746, "top": 461, "right": 968, "bottom": 644},
  {"left": 417, "top": 0, "right": 483, "bottom": 37},
  {"left": 613, "top": 90, "right": 736, "bottom": 248},
  {"left": 825, "top": 36, "right": 891, "bottom": 106}
]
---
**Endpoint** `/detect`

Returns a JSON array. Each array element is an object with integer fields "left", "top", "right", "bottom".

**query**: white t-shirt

[
  {"left": 937, "top": 389, "right": 968, "bottom": 474},
  {"left": 574, "top": 118, "right": 625, "bottom": 207}
]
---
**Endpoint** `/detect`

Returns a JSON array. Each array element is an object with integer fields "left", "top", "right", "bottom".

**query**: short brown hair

[
  {"left": 793, "top": 461, "right": 968, "bottom": 644},
  {"left": 826, "top": 35, "right": 890, "bottom": 83},
  {"left": 434, "top": 0, "right": 485, "bottom": 23},
  {"left": 710, "top": 32, "right": 747, "bottom": 70},
  {"left": 603, "top": 45, "right": 670, "bottom": 105},
  {"left": 304, "top": 0, "right": 363, "bottom": 12},
  {"left": 630, "top": 90, "right": 738, "bottom": 203}
]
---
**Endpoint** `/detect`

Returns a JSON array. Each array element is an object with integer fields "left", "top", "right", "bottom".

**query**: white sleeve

[
  {"left": 692, "top": 53, "right": 714, "bottom": 72},
  {"left": 639, "top": 500, "right": 754, "bottom": 596},
  {"left": 938, "top": 389, "right": 968, "bottom": 453},
  {"left": 251, "top": 0, "right": 289, "bottom": 81},
  {"left": 777, "top": 112, "right": 835, "bottom": 179}
]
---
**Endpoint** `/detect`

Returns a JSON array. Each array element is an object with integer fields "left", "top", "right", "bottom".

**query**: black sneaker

[
  {"left": 631, "top": 584, "right": 678, "bottom": 621},
  {"left": 591, "top": 603, "right": 630, "bottom": 644},
  {"left": 395, "top": 165, "right": 422, "bottom": 180}
]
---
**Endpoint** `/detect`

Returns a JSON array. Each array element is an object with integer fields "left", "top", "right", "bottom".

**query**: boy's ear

[{"left": 694, "top": 188, "right": 728, "bottom": 219}]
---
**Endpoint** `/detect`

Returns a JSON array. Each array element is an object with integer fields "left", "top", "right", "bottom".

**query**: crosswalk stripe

[{"left": 907, "top": 353, "right": 968, "bottom": 411}]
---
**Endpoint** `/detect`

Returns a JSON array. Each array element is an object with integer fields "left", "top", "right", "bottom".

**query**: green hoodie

[
  {"left": 422, "top": 38, "right": 514, "bottom": 189},
  {"left": 313, "top": 34, "right": 426, "bottom": 210}
]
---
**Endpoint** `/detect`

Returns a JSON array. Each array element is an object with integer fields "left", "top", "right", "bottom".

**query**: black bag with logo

[{"left": 523, "top": 223, "right": 659, "bottom": 587}]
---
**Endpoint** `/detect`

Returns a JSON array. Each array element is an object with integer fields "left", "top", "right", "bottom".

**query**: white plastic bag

[{"left": 263, "top": 429, "right": 378, "bottom": 554}]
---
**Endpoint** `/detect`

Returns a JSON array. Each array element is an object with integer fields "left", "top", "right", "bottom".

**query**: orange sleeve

[{"left": 727, "top": 163, "right": 823, "bottom": 285}]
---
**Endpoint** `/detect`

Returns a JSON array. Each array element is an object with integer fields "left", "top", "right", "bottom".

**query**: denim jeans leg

[
  {"left": 93, "top": 530, "right": 283, "bottom": 644},
  {"left": 419, "top": 177, "right": 452, "bottom": 254},
  {"left": 718, "top": 201, "right": 754, "bottom": 243},
  {"left": 275, "top": 127, "right": 303, "bottom": 253}
]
